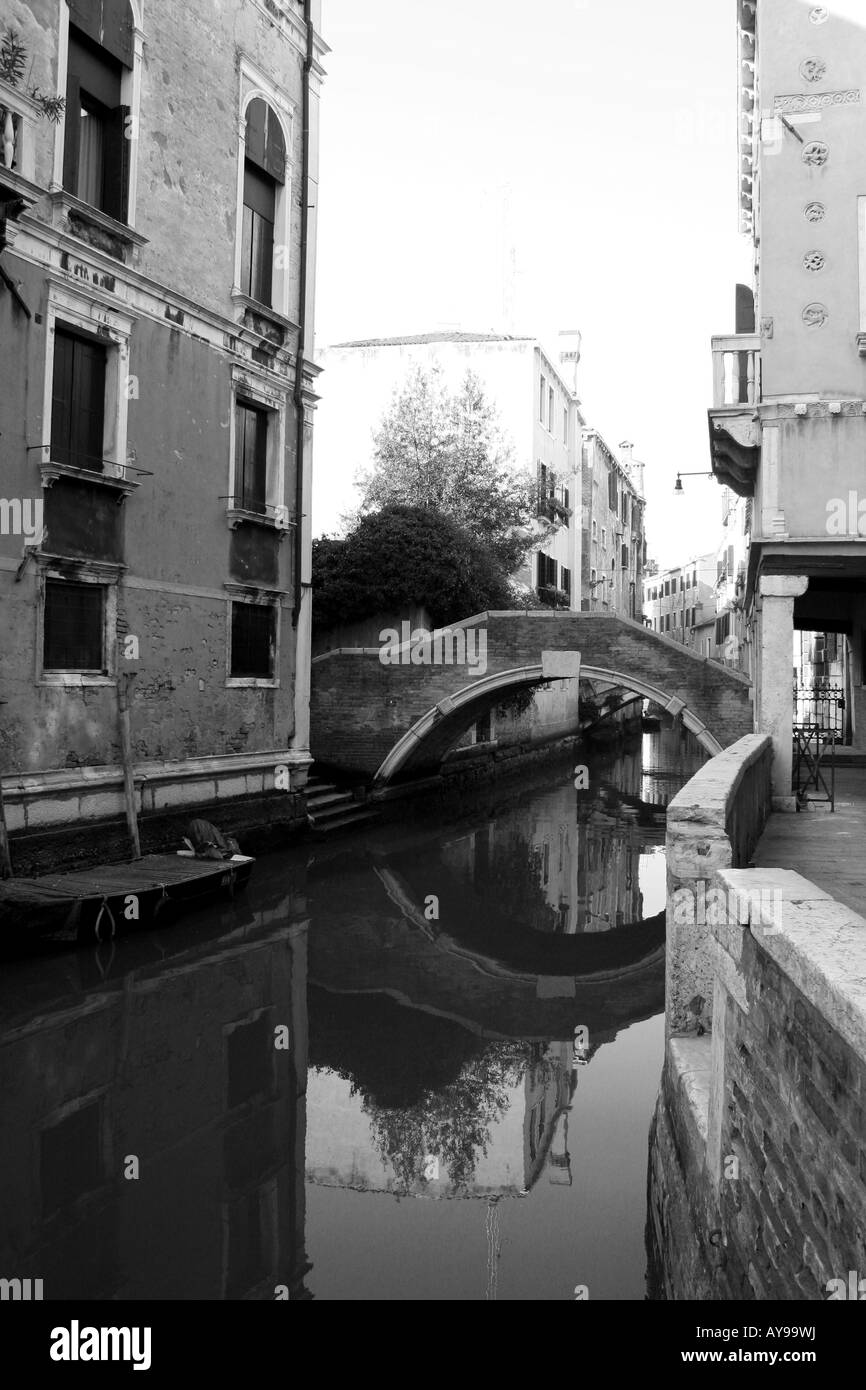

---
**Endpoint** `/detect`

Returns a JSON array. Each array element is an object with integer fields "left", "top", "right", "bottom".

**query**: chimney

[
  {"left": 558, "top": 329, "right": 582, "bottom": 395},
  {"left": 620, "top": 440, "right": 645, "bottom": 498}
]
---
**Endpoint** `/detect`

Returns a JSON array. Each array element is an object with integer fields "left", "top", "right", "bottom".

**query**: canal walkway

[{"left": 753, "top": 768, "right": 866, "bottom": 918}]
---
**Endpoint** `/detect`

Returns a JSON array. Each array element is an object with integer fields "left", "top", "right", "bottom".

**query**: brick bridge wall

[{"left": 311, "top": 611, "right": 754, "bottom": 780}]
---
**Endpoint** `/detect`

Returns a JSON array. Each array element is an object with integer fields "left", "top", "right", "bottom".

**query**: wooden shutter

[
  {"left": 71, "top": 337, "right": 106, "bottom": 470},
  {"left": 63, "top": 76, "right": 82, "bottom": 194},
  {"left": 51, "top": 330, "right": 75, "bottom": 466},
  {"left": 102, "top": 104, "right": 130, "bottom": 221}
]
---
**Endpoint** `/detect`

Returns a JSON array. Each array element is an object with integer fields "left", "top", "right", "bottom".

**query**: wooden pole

[
  {"left": 116, "top": 670, "right": 141, "bottom": 861},
  {"left": 0, "top": 775, "right": 13, "bottom": 879}
]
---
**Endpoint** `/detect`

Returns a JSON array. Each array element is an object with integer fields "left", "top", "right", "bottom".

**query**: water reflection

[{"left": 0, "top": 728, "right": 706, "bottom": 1300}]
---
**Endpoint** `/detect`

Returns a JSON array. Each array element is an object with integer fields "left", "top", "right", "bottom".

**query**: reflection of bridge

[
  {"left": 311, "top": 610, "right": 753, "bottom": 784},
  {"left": 306, "top": 847, "right": 665, "bottom": 1042}
]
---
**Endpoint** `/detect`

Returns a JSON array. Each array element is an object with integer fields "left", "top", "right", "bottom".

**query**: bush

[{"left": 312, "top": 504, "right": 518, "bottom": 631}]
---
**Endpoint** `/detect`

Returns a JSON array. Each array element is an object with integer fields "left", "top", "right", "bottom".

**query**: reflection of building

[
  {"left": 0, "top": 897, "right": 310, "bottom": 1299},
  {"left": 0, "top": 0, "right": 325, "bottom": 845},
  {"left": 305, "top": 1039, "right": 579, "bottom": 1200},
  {"left": 708, "top": 0, "right": 866, "bottom": 784},
  {"left": 523, "top": 1042, "right": 577, "bottom": 1189}
]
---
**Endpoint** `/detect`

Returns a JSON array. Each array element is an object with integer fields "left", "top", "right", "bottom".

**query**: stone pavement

[{"left": 754, "top": 769, "right": 866, "bottom": 919}]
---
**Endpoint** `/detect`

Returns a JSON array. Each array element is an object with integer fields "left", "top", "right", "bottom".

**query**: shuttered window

[
  {"left": 230, "top": 602, "right": 276, "bottom": 679},
  {"left": 241, "top": 99, "right": 286, "bottom": 307},
  {"left": 43, "top": 580, "right": 105, "bottom": 672},
  {"left": 51, "top": 327, "right": 107, "bottom": 471},
  {"left": 235, "top": 402, "right": 269, "bottom": 513},
  {"left": 63, "top": 26, "right": 130, "bottom": 222}
]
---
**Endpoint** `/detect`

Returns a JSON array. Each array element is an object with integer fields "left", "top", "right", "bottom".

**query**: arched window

[
  {"left": 241, "top": 99, "right": 286, "bottom": 307},
  {"left": 62, "top": 0, "right": 135, "bottom": 222}
]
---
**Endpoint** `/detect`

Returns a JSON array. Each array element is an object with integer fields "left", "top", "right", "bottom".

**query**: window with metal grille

[
  {"left": 230, "top": 601, "right": 275, "bottom": 678},
  {"left": 51, "top": 327, "right": 107, "bottom": 471},
  {"left": 43, "top": 580, "right": 105, "bottom": 671},
  {"left": 235, "top": 401, "right": 269, "bottom": 513},
  {"left": 241, "top": 99, "right": 286, "bottom": 306}
]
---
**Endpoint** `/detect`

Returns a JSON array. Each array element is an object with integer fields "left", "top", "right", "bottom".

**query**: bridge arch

[{"left": 372, "top": 663, "right": 723, "bottom": 786}]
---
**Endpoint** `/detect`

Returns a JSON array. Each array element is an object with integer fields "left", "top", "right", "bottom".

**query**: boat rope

[
  {"left": 485, "top": 1197, "right": 502, "bottom": 1301},
  {"left": 93, "top": 897, "right": 116, "bottom": 942}
]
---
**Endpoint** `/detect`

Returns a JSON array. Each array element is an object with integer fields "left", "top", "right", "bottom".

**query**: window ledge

[
  {"left": 38, "top": 674, "right": 114, "bottom": 687},
  {"left": 226, "top": 505, "right": 292, "bottom": 534},
  {"left": 48, "top": 190, "right": 148, "bottom": 264},
  {"left": 41, "top": 461, "right": 140, "bottom": 499},
  {"left": 231, "top": 291, "right": 299, "bottom": 347},
  {"left": 226, "top": 677, "right": 280, "bottom": 689}
]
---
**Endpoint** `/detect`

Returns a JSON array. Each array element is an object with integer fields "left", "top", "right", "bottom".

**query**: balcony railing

[
  {"left": 711, "top": 334, "right": 761, "bottom": 409},
  {"left": 0, "top": 80, "right": 39, "bottom": 182}
]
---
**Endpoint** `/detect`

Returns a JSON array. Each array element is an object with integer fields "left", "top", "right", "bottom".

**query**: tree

[
  {"left": 311, "top": 504, "right": 518, "bottom": 631},
  {"left": 357, "top": 366, "right": 534, "bottom": 574}
]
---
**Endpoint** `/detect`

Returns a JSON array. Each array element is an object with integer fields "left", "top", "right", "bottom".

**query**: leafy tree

[
  {"left": 357, "top": 366, "right": 534, "bottom": 574},
  {"left": 312, "top": 504, "right": 518, "bottom": 630}
]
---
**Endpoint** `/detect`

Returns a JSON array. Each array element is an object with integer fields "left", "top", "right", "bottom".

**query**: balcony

[
  {"left": 0, "top": 78, "right": 40, "bottom": 191},
  {"left": 708, "top": 333, "right": 761, "bottom": 498}
]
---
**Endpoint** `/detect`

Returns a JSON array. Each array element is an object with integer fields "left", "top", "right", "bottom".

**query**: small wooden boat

[{"left": 0, "top": 851, "right": 255, "bottom": 944}]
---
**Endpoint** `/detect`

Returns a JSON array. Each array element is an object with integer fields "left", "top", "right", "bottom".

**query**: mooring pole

[
  {"left": 116, "top": 668, "right": 141, "bottom": 861},
  {"left": 0, "top": 775, "right": 13, "bottom": 879}
]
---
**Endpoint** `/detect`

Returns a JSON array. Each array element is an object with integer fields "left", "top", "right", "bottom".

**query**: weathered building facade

[
  {"left": 709, "top": 0, "right": 866, "bottom": 790},
  {"left": 580, "top": 434, "right": 646, "bottom": 620},
  {"left": 0, "top": 0, "right": 326, "bottom": 860}
]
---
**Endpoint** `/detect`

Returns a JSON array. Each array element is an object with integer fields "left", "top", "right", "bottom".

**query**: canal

[{"left": 0, "top": 728, "right": 707, "bottom": 1301}]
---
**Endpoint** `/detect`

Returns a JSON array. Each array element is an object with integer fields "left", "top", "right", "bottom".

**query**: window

[
  {"left": 622, "top": 492, "right": 629, "bottom": 525},
  {"left": 608, "top": 470, "right": 618, "bottom": 511},
  {"left": 548, "top": 385, "right": 554, "bottom": 432},
  {"left": 561, "top": 566, "right": 571, "bottom": 599},
  {"left": 563, "top": 408, "right": 568, "bottom": 445},
  {"left": 537, "top": 552, "right": 557, "bottom": 589},
  {"left": 63, "top": 24, "right": 130, "bottom": 221},
  {"left": 44, "top": 580, "right": 105, "bottom": 672},
  {"left": 621, "top": 544, "right": 629, "bottom": 569},
  {"left": 230, "top": 601, "right": 276, "bottom": 679},
  {"left": 51, "top": 326, "right": 107, "bottom": 471},
  {"left": 591, "top": 520, "right": 597, "bottom": 539},
  {"left": 601, "top": 528, "right": 606, "bottom": 548},
  {"left": 235, "top": 401, "right": 269, "bottom": 513},
  {"left": 664, "top": 579, "right": 670, "bottom": 597},
  {"left": 539, "top": 374, "right": 546, "bottom": 422},
  {"left": 240, "top": 100, "right": 286, "bottom": 306}
]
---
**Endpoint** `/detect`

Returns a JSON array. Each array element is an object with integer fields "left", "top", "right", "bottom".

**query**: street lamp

[{"left": 674, "top": 470, "right": 714, "bottom": 495}]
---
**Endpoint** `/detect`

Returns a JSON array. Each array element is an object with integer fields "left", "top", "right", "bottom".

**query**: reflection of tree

[
  {"left": 368, "top": 1040, "right": 525, "bottom": 1192},
  {"left": 308, "top": 987, "right": 527, "bottom": 1191}
]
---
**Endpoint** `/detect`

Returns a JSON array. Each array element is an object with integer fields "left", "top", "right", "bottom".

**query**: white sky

[{"left": 315, "top": 0, "right": 754, "bottom": 568}]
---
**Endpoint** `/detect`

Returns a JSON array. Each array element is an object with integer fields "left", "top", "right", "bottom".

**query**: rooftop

[{"left": 328, "top": 331, "right": 535, "bottom": 349}]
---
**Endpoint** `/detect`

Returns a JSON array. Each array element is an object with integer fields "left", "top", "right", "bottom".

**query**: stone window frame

[
  {"left": 34, "top": 555, "right": 122, "bottom": 688},
  {"left": 226, "top": 365, "right": 290, "bottom": 531},
  {"left": 51, "top": 0, "right": 146, "bottom": 230},
  {"left": 232, "top": 56, "right": 296, "bottom": 322},
  {"left": 41, "top": 282, "right": 136, "bottom": 486},
  {"left": 224, "top": 584, "right": 283, "bottom": 690}
]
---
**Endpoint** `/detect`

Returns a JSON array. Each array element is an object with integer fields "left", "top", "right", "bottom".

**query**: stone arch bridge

[{"left": 310, "top": 611, "right": 754, "bottom": 785}]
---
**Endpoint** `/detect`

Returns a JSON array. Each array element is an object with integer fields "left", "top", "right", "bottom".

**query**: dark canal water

[{"left": 0, "top": 728, "right": 706, "bottom": 1301}]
